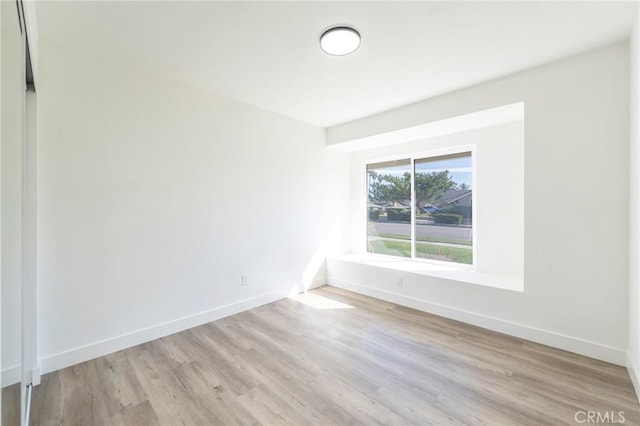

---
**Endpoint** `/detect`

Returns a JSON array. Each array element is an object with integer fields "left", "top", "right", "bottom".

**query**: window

[{"left": 367, "top": 151, "right": 473, "bottom": 265}]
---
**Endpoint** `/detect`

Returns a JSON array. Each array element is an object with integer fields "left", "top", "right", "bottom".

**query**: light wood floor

[
  {"left": 2, "top": 383, "right": 20, "bottom": 426},
  {"left": 9, "top": 286, "right": 640, "bottom": 425}
]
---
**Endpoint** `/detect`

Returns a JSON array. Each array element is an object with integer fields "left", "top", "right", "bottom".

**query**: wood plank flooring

[
  {"left": 2, "top": 383, "right": 20, "bottom": 426},
  {"left": 20, "top": 286, "right": 640, "bottom": 425}
]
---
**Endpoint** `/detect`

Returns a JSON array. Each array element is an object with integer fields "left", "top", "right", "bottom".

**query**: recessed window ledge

[{"left": 329, "top": 253, "right": 523, "bottom": 292}]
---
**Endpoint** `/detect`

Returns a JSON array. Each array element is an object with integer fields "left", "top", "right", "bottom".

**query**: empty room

[{"left": 2, "top": 1, "right": 640, "bottom": 425}]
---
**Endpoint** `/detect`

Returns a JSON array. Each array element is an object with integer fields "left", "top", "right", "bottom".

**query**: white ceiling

[{"left": 36, "top": 1, "right": 638, "bottom": 127}]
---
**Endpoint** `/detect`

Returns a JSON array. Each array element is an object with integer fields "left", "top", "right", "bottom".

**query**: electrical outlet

[
  {"left": 397, "top": 276, "right": 403, "bottom": 288},
  {"left": 241, "top": 274, "right": 249, "bottom": 286}
]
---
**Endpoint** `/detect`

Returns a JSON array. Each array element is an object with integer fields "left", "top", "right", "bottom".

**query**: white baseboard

[
  {"left": 39, "top": 291, "right": 286, "bottom": 376},
  {"left": 627, "top": 352, "right": 640, "bottom": 402},
  {"left": 307, "top": 276, "right": 327, "bottom": 291},
  {"left": 2, "top": 364, "right": 21, "bottom": 388},
  {"left": 328, "top": 277, "right": 627, "bottom": 366}
]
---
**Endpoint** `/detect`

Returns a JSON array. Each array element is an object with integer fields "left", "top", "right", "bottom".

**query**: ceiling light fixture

[{"left": 320, "top": 26, "right": 361, "bottom": 56}]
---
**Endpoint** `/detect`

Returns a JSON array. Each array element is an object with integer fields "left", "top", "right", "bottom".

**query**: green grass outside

[
  {"left": 371, "top": 233, "right": 472, "bottom": 246},
  {"left": 368, "top": 240, "right": 473, "bottom": 264}
]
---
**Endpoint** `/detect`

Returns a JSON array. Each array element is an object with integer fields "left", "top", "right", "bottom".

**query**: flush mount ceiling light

[{"left": 320, "top": 26, "right": 361, "bottom": 56}]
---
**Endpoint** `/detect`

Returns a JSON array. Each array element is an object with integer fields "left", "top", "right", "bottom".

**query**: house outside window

[{"left": 366, "top": 151, "right": 473, "bottom": 265}]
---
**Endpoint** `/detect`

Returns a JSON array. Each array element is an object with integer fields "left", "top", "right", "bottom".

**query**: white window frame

[{"left": 363, "top": 144, "right": 477, "bottom": 269}]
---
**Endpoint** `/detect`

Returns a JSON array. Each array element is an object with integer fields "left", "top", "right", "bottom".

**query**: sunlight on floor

[{"left": 288, "top": 292, "right": 354, "bottom": 310}]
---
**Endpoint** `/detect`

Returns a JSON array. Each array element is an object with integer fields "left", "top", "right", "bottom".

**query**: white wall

[
  {"left": 628, "top": 13, "right": 640, "bottom": 394},
  {"left": 36, "top": 42, "right": 349, "bottom": 375},
  {"left": 2, "top": 0, "right": 23, "bottom": 387},
  {"left": 328, "top": 43, "right": 630, "bottom": 365}
]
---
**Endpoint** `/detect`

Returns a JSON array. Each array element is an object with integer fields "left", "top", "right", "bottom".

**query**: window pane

[
  {"left": 414, "top": 152, "right": 473, "bottom": 264},
  {"left": 367, "top": 159, "right": 411, "bottom": 258}
]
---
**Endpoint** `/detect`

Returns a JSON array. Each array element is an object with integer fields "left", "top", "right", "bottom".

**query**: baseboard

[
  {"left": 307, "top": 276, "right": 327, "bottom": 291},
  {"left": 627, "top": 352, "right": 640, "bottom": 402},
  {"left": 1, "top": 364, "right": 21, "bottom": 388},
  {"left": 39, "top": 291, "right": 287, "bottom": 376},
  {"left": 328, "top": 277, "right": 627, "bottom": 366}
]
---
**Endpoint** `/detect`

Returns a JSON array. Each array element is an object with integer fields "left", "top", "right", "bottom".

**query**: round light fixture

[{"left": 320, "top": 26, "right": 361, "bottom": 56}]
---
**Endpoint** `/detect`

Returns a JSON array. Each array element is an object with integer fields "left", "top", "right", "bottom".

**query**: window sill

[{"left": 328, "top": 253, "right": 523, "bottom": 292}]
